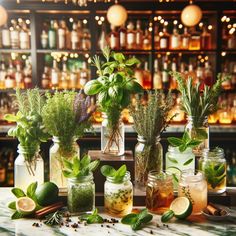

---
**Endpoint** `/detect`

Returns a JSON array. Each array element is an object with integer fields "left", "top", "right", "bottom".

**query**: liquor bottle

[
  {"left": 0, "top": 62, "right": 7, "bottom": 89},
  {"left": 51, "top": 60, "right": 60, "bottom": 89},
  {"left": 109, "top": 25, "right": 119, "bottom": 50},
  {"left": 143, "top": 29, "right": 151, "bottom": 50},
  {"left": 19, "top": 21, "right": 30, "bottom": 49},
  {"left": 126, "top": 21, "right": 136, "bottom": 50},
  {"left": 162, "top": 60, "right": 169, "bottom": 90},
  {"left": 10, "top": 20, "right": 20, "bottom": 49},
  {"left": 60, "top": 62, "right": 69, "bottom": 89},
  {"left": 221, "top": 65, "right": 231, "bottom": 90},
  {"left": 201, "top": 27, "right": 211, "bottom": 50},
  {"left": 71, "top": 22, "right": 79, "bottom": 50},
  {"left": 81, "top": 27, "right": 91, "bottom": 50},
  {"left": 77, "top": 20, "right": 83, "bottom": 47},
  {"left": 187, "top": 63, "right": 196, "bottom": 83},
  {"left": 227, "top": 32, "right": 236, "bottom": 49},
  {"left": 196, "top": 61, "right": 204, "bottom": 88},
  {"left": 231, "top": 99, "right": 236, "bottom": 122},
  {"left": 40, "top": 30, "right": 48, "bottom": 49},
  {"left": 135, "top": 20, "right": 143, "bottom": 50},
  {"left": 159, "top": 26, "right": 169, "bottom": 50},
  {"left": 119, "top": 24, "right": 126, "bottom": 50},
  {"left": 5, "top": 61, "right": 16, "bottom": 89},
  {"left": 79, "top": 61, "right": 89, "bottom": 88},
  {"left": 24, "top": 60, "right": 32, "bottom": 89},
  {"left": 1, "top": 23, "right": 11, "bottom": 48},
  {"left": 181, "top": 27, "right": 190, "bottom": 50},
  {"left": 204, "top": 62, "right": 213, "bottom": 86},
  {"left": 189, "top": 28, "right": 200, "bottom": 50},
  {"left": 57, "top": 20, "right": 67, "bottom": 50},
  {"left": 41, "top": 66, "right": 51, "bottom": 89},
  {"left": 6, "top": 151, "right": 14, "bottom": 186},
  {"left": 153, "top": 59, "right": 162, "bottom": 89},
  {"left": 154, "top": 25, "right": 160, "bottom": 49},
  {"left": 170, "top": 59, "right": 177, "bottom": 89},
  {"left": 98, "top": 24, "right": 108, "bottom": 50},
  {"left": 48, "top": 20, "right": 57, "bottom": 49},
  {"left": 143, "top": 62, "right": 152, "bottom": 89},
  {"left": 170, "top": 27, "right": 180, "bottom": 50},
  {"left": 15, "top": 63, "right": 24, "bottom": 88},
  {"left": 134, "top": 63, "right": 143, "bottom": 86},
  {"left": 70, "top": 65, "right": 78, "bottom": 89}
]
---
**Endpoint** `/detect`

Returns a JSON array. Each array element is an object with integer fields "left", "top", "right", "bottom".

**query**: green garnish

[
  {"left": 80, "top": 208, "right": 104, "bottom": 224},
  {"left": 44, "top": 211, "right": 62, "bottom": 226},
  {"left": 121, "top": 209, "right": 153, "bottom": 231},
  {"left": 167, "top": 131, "right": 202, "bottom": 152},
  {"left": 100, "top": 164, "right": 127, "bottom": 183},
  {"left": 62, "top": 155, "right": 100, "bottom": 178}
]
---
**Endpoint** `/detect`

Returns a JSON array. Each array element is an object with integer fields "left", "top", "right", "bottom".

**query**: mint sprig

[
  {"left": 100, "top": 164, "right": 127, "bottom": 183},
  {"left": 167, "top": 131, "right": 202, "bottom": 152},
  {"left": 121, "top": 209, "right": 153, "bottom": 231},
  {"left": 80, "top": 208, "right": 104, "bottom": 224}
]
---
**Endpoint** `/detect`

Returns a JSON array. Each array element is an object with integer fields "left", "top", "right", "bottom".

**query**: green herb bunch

[
  {"left": 62, "top": 155, "right": 100, "bottom": 178},
  {"left": 100, "top": 164, "right": 127, "bottom": 183},
  {"left": 121, "top": 209, "right": 153, "bottom": 231},
  {"left": 129, "top": 90, "right": 173, "bottom": 144},
  {"left": 171, "top": 72, "right": 230, "bottom": 128},
  {"left": 42, "top": 91, "right": 94, "bottom": 155},
  {"left": 4, "top": 89, "right": 49, "bottom": 174}
]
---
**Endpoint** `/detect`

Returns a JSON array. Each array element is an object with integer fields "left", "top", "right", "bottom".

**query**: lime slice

[
  {"left": 16, "top": 197, "right": 36, "bottom": 215},
  {"left": 161, "top": 210, "right": 174, "bottom": 223},
  {"left": 170, "top": 197, "right": 192, "bottom": 219}
]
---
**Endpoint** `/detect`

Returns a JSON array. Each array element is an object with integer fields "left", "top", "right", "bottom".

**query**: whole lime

[{"left": 35, "top": 182, "right": 59, "bottom": 206}]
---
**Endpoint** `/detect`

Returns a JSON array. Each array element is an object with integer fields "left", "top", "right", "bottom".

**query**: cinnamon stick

[
  {"left": 35, "top": 202, "right": 64, "bottom": 218},
  {"left": 206, "top": 204, "right": 220, "bottom": 216}
]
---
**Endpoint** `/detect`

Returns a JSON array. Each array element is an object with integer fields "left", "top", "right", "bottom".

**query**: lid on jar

[
  {"left": 180, "top": 169, "right": 204, "bottom": 183},
  {"left": 107, "top": 171, "right": 131, "bottom": 183},
  {"left": 202, "top": 147, "right": 224, "bottom": 159}
]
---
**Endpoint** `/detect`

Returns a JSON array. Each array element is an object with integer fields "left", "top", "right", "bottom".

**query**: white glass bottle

[
  {"left": 19, "top": 22, "right": 30, "bottom": 49},
  {"left": 57, "top": 20, "right": 66, "bottom": 50},
  {"left": 10, "top": 20, "right": 20, "bottom": 49},
  {"left": 71, "top": 22, "right": 79, "bottom": 50},
  {"left": 153, "top": 59, "right": 162, "bottom": 89},
  {"left": 51, "top": 60, "right": 60, "bottom": 89},
  {"left": 2, "top": 23, "right": 11, "bottom": 48},
  {"left": 126, "top": 21, "right": 136, "bottom": 50},
  {"left": 170, "top": 27, "right": 180, "bottom": 50},
  {"left": 135, "top": 20, "right": 143, "bottom": 49}
]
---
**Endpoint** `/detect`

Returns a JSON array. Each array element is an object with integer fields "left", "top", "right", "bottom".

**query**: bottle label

[
  {"left": 15, "top": 73, "right": 23, "bottom": 83},
  {"left": 51, "top": 72, "right": 59, "bottom": 85},
  {"left": 48, "top": 31, "right": 56, "bottom": 48},
  {"left": 171, "top": 36, "right": 179, "bottom": 49},
  {"left": 2, "top": 29, "right": 11, "bottom": 47},
  {"left": 110, "top": 35, "right": 117, "bottom": 49},
  {"left": 11, "top": 30, "right": 19, "bottom": 47},
  {"left": 162, "top": 71, "right": 169, "bottom": 82},
  {"left": 160, "top": 38, "right": 167, "bottom": 49},
  {"left": 5, "top": 79, "right": 15, "bottom": 88},
  {"left": 71, "top": 32, "right": 79, "bottom": 43},
  {"left": 58, "top": 29, "right": 66, "bottom": 49},
  {"left": 127, "top": 33, "right": 135, "bottom": 45},
  {"left": 20, "top": 32, "right": 30, "bottom": 49},
  {"left": 136, "top": 32, "right": 142, "bottom": 45},
  {"left": 120, "top": 32, "right": 126, "bottom": 47}
]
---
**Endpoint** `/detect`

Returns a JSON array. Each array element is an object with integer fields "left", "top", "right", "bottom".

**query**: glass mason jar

[
  {"left": 101, "top": 113, "right": 125, "bottom": 156},
  {"left": 146, "top": 171, "right": 174, "bottom": 214},
  {"left": 104, "top": 171, "right": 133, "bottom": 217},
  {"left": 135, "top": 135, "right": 163, "bottom": 189},
  {"left": 178, "top": 170, "right": 207, "bottom": 215},
  {"left": 199, "top": 148, "right": 226, "bottom": 194},
  {"left": 185, "top": 116, "right": 209, "bottom": 157},
  {"left": 14, "top": 144, "right": 44, "bottom": 191},
  {"left": 50, "top": 136, "right": 80, "bottom": 188},
  {"left": 165, "top": 146, "right": 195, "bottom": 190},
  {"left": 67, "top": 172, "right": 95, "bottom": 215}
]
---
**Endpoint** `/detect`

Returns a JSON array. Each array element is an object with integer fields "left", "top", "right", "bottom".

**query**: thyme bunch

[
  {"left": 171, "top": 72, "right": 230, "bottom": 127},
  {"left": 129, "top": 90, "right": 173, "bottom": 144}
]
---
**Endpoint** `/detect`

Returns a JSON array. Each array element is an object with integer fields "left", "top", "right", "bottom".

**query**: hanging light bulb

[
  {"left": 107, "top": 3, "right": 127, "bottom": 27},
  {"left": 181, "top": 1, "right": 202, "bottom": 27},
  {"left": 0, "top": 5, "right": 8, "bottom": 27}
]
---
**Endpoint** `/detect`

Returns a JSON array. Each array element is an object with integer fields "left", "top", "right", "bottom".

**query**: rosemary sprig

[{"left": 44, "top": 211, "right": 62, "bottom": 226}]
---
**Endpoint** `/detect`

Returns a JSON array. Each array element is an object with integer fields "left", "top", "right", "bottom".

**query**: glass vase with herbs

[
  {"left": 84, "top": 47, "right": 142, "bottom": 156},
  {"left": 129, "top": 90, "right": 173, "bottom": 188},
  {"left": 171, "top": 72, "right": 229, "bottom": 156},
  {"left": 62, "top": 155, "right": 100, "bottom": 215},
  {"left": 166, "top": 131, "right": 201, "bottom": 189},
  {"left": 101, "top": 164, "right": 133, "bottom": 217},
  {"left": 42, "top": 91, "right": 94, "bottom": 188},
  {"left": 4, "top": 88, "right": 49, "bottom": 190}
]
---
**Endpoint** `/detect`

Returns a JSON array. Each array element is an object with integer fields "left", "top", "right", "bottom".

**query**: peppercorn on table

[{"left": 0, "top": 188, "right": 236, "bottom": 236}]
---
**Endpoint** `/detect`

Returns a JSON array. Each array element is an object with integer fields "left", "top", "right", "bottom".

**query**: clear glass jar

[
  {"left": 67, "top": 172, "right": 95, "bottom": 215},
  {"left": 14, "top": 144, "right": 44, "bottom": 191},
  {"left": 135, "top": 135, "right": 163, "bottom": 189},
  {"left": 185, "top": 116, "right": 209, "bottom": 157},
  {"left": 101, "top": 113, "right": 125, "bottom": 156},
  {"left": 165, "top": 146, "right": 195, "bottom": 190},
  {"left": 199, "top": 148, "right": 226, "bottom": 194},
  {"left": 178, "top": 170, "right": 207, "bottom": 215},
  {"left": 146, "top": 171, "right": 174, "bottom": 214},
  {"left": 50, "top": 136, "right": 80, "bottom": 188},
  {"left": 104, "top": 171, "right": 133, "bottom": 217}
]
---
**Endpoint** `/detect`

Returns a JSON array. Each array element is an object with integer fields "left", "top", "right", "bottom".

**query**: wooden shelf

[
  {"left": 0, "top": 49, "right": 31, "bottom": 53},
  {"left": 37, "top": 49, "right": 90, "bottom": 54}
]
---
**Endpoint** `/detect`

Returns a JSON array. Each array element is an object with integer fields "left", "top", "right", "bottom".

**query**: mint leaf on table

[
  {"left": 11, "top": 188, "right": 26, "bottom": 198},
  {"left": 11, "top": 211, "right": 24, "bottom": 220},
  {"left": 121, "top": 214, "right": 137, "bottom": 225},
  {"left": 101, "top": 164, "right": 127, "bottom": 183},
  {"left": 80, "top": 208, "right": 104, "bottom": 224},
  {"left": 8, "top": 201, "right": 16, "bottom": 210}
]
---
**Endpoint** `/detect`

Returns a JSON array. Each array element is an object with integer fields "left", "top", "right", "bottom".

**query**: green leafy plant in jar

[
  {"left": 62, "top": 155, "right": 100, "bottom": 215},
  {"left": 84, "top": 47, "right": 142, "bottom": 156},
  {"left": 4, "top": 88, "right": 49, "bottom": 190},
  {"left": 42, "top": 91, "right": 94, "bottom": 188}
]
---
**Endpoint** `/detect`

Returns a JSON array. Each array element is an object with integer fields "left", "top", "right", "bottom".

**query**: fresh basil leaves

[{"left": 100, "top": 164, "right": 127, "bottom": 183}]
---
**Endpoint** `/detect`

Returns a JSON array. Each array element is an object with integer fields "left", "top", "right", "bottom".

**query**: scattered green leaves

[
  {"left": 80, "top": 208, "right": 104, "bottom": 224},
  {"left": 121, "top": 209, "right": 153, "bottom": 231},
  {"left": 100, "top": 164, "right": 127, "bottom": 183},
  {"left": 44, "top": 211, "right": 62, "bottom": 226},
  {"left": 11, "top": 188, "right": 26, "bottom": 198}
]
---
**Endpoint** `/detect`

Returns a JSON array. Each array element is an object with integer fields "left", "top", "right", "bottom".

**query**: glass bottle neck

[{"left": 137, "top": 135, "right": 160, "bottom": 144}]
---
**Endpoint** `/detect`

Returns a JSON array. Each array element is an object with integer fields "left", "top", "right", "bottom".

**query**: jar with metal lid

[
  {"left": 104, "top": 171, "right": 133, "bottom": 217},
  {"left": 146, "top": 171, "right": 174, "bottom": 214},
  {"left": 199, "top": 148, "right": 226, "bottom": 194}
]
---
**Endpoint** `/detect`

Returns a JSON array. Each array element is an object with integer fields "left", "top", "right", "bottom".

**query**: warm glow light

[
  {"left": 181, "top": 4, "right": 202, "bottom": 27},
  {"left": 229, "top": 28, "right": 235, "bottom": 34},
  {"left": 221, "top": 16, "right": 227, "bottom": 22},
  {"left": 107, "top": 4, "right": 127, "bottom": 27},
  {"left": 233, "top": 23, "right": 236, "bottom": 28},
  {"left": 83, "top": 19, "right": 87, "bottom": 24},
  {"left": 205, "top": 56, "right": 208, "bottom": 60},
  {"left": 0, "top": 5, "right": 8, "bottom": 27},
  {"left": 208, "top": 25, "right": 213, "bottom": 30},
  {"left": 98, "top": 20, "right": 102, "bottom": 25},
  {"left": 26, "top": 19, "right": 30, "bottom": 25},
  {"left": 95, "top": 16, "right": 99, "bottom": 21},
  {"left": 69, "top": 18, "right": 73, "bottom": 23},
  {"left": 173, "top": 20, "right": 178, "bottom": 25},
  {"left": 158, "top": 16, "right": 162, "bottom": 20},
  {"left": 160, "top": 19, "right": 165, "bottom": 24},
  {"left": 100, "top": 16, "right": 105, "bottom": 22},
  {"left": 199, "top": 22, "right": 203, "bottom": 28},
  {"left": 226, "top": 17, "right": 230, "bottom": 22},
  {"left": 228, "top": 24, "right": 232, "bottom": 29},
  {"left": 164, "top": 21, "right": 168, "bottom": 26},
  {"left": 154, "top": 16, "right": 158, "bottom": 21},
  {"left": 178, "top": 24, "right": 183, "bottom": 29},
  {"left": 198, "top": 55, "right": 202, "bottom": 59},
  {"left": 148, "top": 27, "right": 153, "bottom": 32}
]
